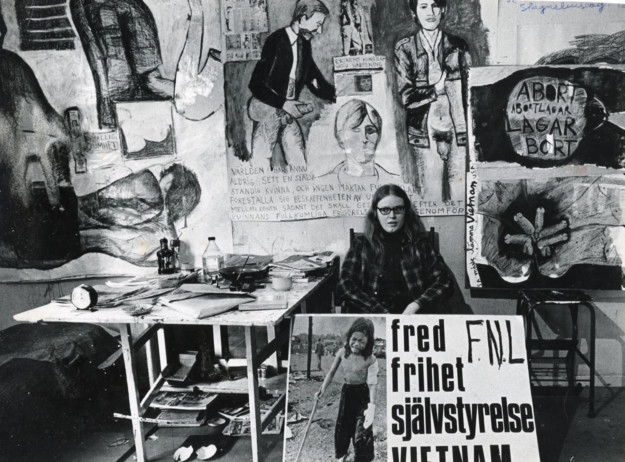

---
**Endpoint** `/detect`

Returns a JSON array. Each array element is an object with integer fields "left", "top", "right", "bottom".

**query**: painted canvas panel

[
  {"left": 0, "top": 0, "right": 224, "bottom": 280},
  {"left": 467, "top": 174, "right": 625, "bottom": 290},
  {"left": 497, "top": 0, "right": 625, "bottom": 65},
  {"left": 224, "top": 0, "right": 490, "bottom": 220},
  {"left": 467, "top": 64, "right": 625, "bottom": 290},
  {"left": 470, "top": 66, "right": 625, "bottom": 170}
]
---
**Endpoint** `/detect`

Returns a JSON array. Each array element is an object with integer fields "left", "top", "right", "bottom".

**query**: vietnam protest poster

[
  {"left": 386, "top": 315, "right": 539, "bottom": 461},
  {"left": 283, "top": 315, "right": 539, "bottom": 462}
]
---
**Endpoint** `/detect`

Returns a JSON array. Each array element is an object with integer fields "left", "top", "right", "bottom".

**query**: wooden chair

[
  {"left": 516, "top": 290, "right": 596, "bottom": 417},
  {"left": 349, "top": 227, "right": 439, "bottom": 252},
  {"left": 340, "top": 227, "right": 470, "bottom": 314}
]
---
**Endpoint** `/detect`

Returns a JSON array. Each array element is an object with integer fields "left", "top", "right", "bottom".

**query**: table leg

[
  {"left": 245, "top": 326, "right": 263, "bottom": 462},
  {"left": 587, "top": 302, "right": 596, "bottom": 418},
  {"left": 119, "top": 323, "right": 147, "bottom": 462},
  {"left": 266, "top": 326, "right": 279, "bottom": 369}
]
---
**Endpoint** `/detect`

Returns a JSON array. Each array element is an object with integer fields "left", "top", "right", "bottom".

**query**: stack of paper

[
  {"left": 239, "top": 293, "right": 288, "bottom": 311},
  {"left": 158, "top": 287, "right": 253, "bottom": 318}
]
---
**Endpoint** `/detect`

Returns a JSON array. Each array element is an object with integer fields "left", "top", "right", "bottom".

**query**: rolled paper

[
  {"left": 514, "top": 213, "right": 535, "bottom": 235},
  {"left": 538, "top": 220, "right": 568, "bottom": 239},
  {"left": 534, "top": 207, "right": 545, "bottom": 234},
  {"left": 539, "top": 246, "right": 551, "bottom": 258},
  {"left": 537, "top": 232, "right": 569, "bottom": 248},
  {"left": 523, "top": 241, "right": 534, "bottom": 256},
  {"left": 504, "top": 234, "right": 532, "bottom": 245}
]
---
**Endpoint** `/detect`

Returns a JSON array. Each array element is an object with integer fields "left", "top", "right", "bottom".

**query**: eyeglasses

[{"left": 377, "top": 206, "right": 405, "bottom": 215}]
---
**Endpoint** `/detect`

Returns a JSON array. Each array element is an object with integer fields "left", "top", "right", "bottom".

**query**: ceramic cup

[{"left": 272, "top": 276, "right": 293, "bottom": 291}]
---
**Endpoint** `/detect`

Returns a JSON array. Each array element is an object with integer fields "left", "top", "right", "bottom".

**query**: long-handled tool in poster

[{"left": 294, "top": 394, "right": 319, "bottom": 462}]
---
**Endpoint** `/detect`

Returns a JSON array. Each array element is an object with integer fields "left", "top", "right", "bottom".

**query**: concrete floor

[{"left": 1, "top": 386, "right": 623, "bottom": 461}]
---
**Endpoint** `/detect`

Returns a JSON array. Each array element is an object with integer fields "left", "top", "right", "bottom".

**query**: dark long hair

[
  {"left": 364, "top": 184, "right": 424, "bottom": 256},
  {"left": 344, "top": 317, "right": 375, "bottom": 358},
  {"left": 409, "top": 0, "right": 447, "bottom": 23}
]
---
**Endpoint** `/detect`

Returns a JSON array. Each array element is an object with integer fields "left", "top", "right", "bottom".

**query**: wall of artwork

[
  {"left": 0, "top": 0, "right": 230, "bottom": 281},
  {"left": 0, "top": 0, "right": 624, "bottom": 382}
]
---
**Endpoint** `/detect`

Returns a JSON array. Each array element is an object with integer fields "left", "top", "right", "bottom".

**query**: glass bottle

[
  {"left": 202, "top": 236, "right": 224, "bottom": 279},
  {"left": 171, "top": 239, "right": 181, "bottom": 273},
  {"left": 157, "top": 237, "right": 175, "bottom": 274}
]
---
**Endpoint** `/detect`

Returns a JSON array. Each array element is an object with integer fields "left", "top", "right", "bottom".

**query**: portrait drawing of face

[{"left": 415, "top": 0, "right": 444, "bottom": 31}]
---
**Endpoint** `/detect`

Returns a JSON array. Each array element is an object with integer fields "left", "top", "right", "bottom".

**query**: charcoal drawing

[
  {"left": 247, "top": 0, "right": 336, "bottom": 170},
  {"left": 69, "top": 0, "right": 174, "bottom": 128},
  {"left": 0, "top": 3, "right": 204, "bottom": 273},
  {"left": 537, "top": 31, "right": 625, "bottom": 65},
  {"left": 474, "top": 176, "right": 625, "bottom": 290},
  {"left": 16, "top": 0, "right": 75, "bottom": 51},
  {"left": 320, "top": 99, "right": 400, "bottom": 183},
  {"left": 386, "top": 0, "right": 488, "bottom": 205}
]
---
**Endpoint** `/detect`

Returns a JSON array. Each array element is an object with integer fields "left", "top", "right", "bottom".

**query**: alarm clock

[{"left": 71, "top": 284, "right": 98, "bottom": 310}]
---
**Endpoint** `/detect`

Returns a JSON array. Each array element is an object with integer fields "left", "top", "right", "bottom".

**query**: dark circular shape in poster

[{"left": 506, "top": 76, "right": 587, "bottom": 166}]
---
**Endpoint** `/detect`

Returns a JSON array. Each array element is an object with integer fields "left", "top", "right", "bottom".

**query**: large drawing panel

[
  {"left": 0, "top": 0, "right": 224, "bottom": 281},
  {"left": 225, "top": 0, "right": 490, "bottom": 220},
  {"left": 497, "top": 0, "right": 625, "bottom": 65}
]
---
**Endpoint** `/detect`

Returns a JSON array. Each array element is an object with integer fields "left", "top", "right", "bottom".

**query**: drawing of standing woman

[{"left": 394, "top": 0, "right": 470, "bottom": 202}]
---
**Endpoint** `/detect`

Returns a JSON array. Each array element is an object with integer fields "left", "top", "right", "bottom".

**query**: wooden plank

[
  {"left": 246, "top": 326, "right": 262, "bottom": 462},
  {"left": 119, "top": 324, "right": 147, "bottom": 462},
  {"left": 261, "top": 393, "right": 286, "bottom": 431}
]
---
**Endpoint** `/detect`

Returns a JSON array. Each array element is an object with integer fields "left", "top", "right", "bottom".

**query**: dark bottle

[{"left": 157, "top": 238, "right": 175, "bottom": 274}]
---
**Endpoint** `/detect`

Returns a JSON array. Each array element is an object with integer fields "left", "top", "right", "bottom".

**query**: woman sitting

[{"left": 336, "top": 184, "right": 455, "bottom": 314}]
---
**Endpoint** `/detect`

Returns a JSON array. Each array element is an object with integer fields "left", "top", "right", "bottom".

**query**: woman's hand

[
  {"left": 315, "top": 387, "right": 324, "bottom": 399},
  {"left": 363, "top": 403, "right": 375, "bottom": 429},
  {"left": 403, "top": 301, "right": 421, "bottom": 315}
]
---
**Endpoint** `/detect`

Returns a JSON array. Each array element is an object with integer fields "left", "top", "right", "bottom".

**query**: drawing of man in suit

[{"left": 248, "top": 0, "right": 336, "bottom": 171}]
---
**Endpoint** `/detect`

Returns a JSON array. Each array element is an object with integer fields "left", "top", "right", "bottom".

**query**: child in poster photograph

[{"left": 285, "top": 316, "right": 387, "bottom": 462}]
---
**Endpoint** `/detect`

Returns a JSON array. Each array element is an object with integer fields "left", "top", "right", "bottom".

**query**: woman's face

[
  {"left": 342, "top": 114, "right": 380, "bottom": 164},
  {"left": 349, "top": 331, "right": 368, "bottom": 354},
  {"left": 415, "top": 0, "right": 443, "bottom": 31},
  {"left": 376, "top": 194, "right": 406, "bottom": 234}
]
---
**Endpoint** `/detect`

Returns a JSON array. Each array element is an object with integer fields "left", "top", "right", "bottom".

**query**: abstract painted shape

[
  {"left": 116, "top": 101, "right": 177, "bottom": 159},
  {"left": 505, "top": 77, "right": 587, "bottom": 162},
  {"left": 174, "top": 0, "right": 224, "bottom": 121},
  {"left": 0, "top": 49, "right": 81, "bottom": 268},
  {"left": 537, "top": 31, "right": 625, "bottom": 65},
  {"left": 478, "top": 177, "right": 624, "bottom": 287}
]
